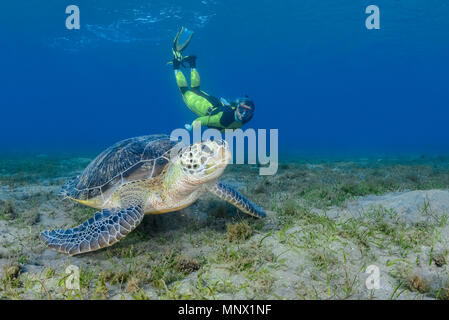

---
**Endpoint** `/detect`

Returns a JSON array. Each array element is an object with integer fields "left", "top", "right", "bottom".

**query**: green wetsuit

[{"left": 175, "top": 68, "right": 243, "bottom": 130}]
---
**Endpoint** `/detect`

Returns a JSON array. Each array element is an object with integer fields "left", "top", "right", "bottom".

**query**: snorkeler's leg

[
  {"left": 182, "top": 91, "right": 213, "bottom": 117},
  {"left": 174, "top": 68, "right": 209, "bottom": 116},
  {"left": 183, "top": 55, "right": 200, "bottom": 89},
  {"left": 173, "top": 56, "right": 213, "bottom": 118},
  {"left": 175, "top": 69, "right": 189, "bottom": 94},
  {"left": 190, "top": 68, "right": 200, "bottom": 89}
]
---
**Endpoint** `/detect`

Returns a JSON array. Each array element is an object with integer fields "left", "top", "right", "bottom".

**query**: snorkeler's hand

[
  {"left": 184, "top": 124, "right": 193, "bottom": 131},
  {"left": 220, "top": 97, "right": 231, "bottom": 106}
]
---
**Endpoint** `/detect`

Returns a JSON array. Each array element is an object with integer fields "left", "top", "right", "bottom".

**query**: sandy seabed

[{"left": 1, "top": 154, "right": 449, "bottom": 299}]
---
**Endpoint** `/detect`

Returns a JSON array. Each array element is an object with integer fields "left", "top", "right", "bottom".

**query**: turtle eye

[{"left": 201, "top": 145, "right": 213, "bottom": 155}]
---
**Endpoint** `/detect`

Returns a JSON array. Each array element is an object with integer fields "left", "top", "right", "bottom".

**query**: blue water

[{"left": 1, "top": 0, "right": 448, "bottom": 157}]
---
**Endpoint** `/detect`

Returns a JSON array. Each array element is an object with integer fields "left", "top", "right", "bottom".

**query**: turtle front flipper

[
  {"left": 41, "top": 205, "right": 144, "bottom": 256},
  {"left": 208, "top": 182, "right": 266, "bottom": 218}
]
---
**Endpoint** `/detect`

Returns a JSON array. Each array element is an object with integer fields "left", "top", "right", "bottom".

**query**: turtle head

[{"left": 177, "top": 139, "right": 231, "bottom": 184}]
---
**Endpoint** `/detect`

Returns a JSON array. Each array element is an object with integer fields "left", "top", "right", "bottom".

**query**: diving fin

[
  {"left": 173, "top": 26, "right": 194, "bottom": 53},
  {"left": 182, "top": 55, "right": 197, "bottom": 68},
  {"left": 168, "top": 27, "right": 194, "bottom": 67}
]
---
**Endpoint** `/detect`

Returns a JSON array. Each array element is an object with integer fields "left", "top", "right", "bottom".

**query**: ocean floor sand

[{"left": 1, "top": 155, "right": 449, "bottom": 299}]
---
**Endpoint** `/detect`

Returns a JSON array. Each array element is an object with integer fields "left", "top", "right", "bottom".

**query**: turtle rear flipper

[
  {"left": 209, "top": 182, "right": 266, "bottom": 218},
  {"left": 41, "top": 205, "right": 144, "bottom": 256}
]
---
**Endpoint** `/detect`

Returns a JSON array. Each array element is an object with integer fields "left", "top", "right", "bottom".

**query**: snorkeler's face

[{"left": 235, "top": 103, "right": 253, "bottom": 122}]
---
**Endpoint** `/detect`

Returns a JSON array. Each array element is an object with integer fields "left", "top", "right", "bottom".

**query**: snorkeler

[{"left": 170, "top": 27, "right": 255, "bottom": 131}]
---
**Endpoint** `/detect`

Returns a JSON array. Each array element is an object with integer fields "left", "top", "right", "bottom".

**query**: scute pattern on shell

[{"left": 66, "top": 134, "right": 177, "bottom": 200}]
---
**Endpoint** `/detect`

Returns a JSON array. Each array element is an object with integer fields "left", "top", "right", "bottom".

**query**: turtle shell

[{"left": 65, "top": 134, "right": 177, "bottom": 201}]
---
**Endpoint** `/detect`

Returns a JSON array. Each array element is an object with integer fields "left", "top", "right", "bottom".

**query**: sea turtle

[{"left": 41, "top": 134, "right": 265, "bottom": 255}]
